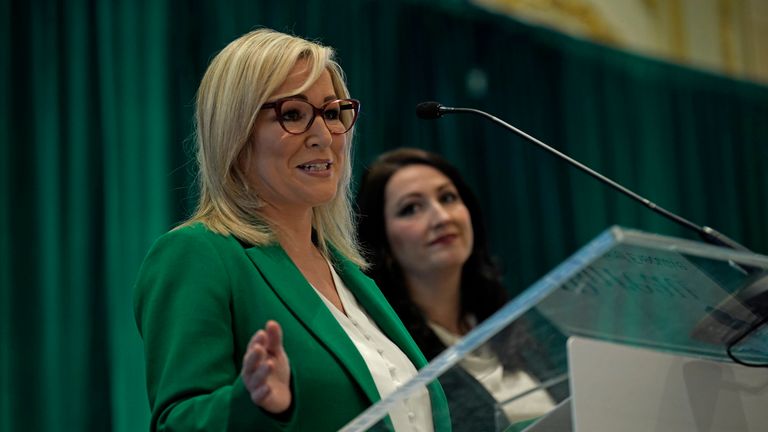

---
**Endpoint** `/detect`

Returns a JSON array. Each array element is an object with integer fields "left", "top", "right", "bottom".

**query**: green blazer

[{"left": 134, "top": 223, "right": 451, "bottom": 431}]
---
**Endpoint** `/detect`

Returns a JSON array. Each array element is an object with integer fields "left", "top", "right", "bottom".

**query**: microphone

[
  {"left": 415, "top": 101, "right": 745, "bottom": 250},
  {"left": 417, "top": 101, "right": 768, "bottom": 366},
  {"left": 416, "top": 101, "right": 467, "bottom": 120},
  {"left": 416, "top": 102, "right": 449, "bottom": 119}
]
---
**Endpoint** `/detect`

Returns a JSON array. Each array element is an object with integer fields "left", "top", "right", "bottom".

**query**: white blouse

[
  {"left": 313, "top": 264, "right": 434, "bottom": 432},
  {"left": 429, "top": 322, "right": 555, "bottom": 423}
]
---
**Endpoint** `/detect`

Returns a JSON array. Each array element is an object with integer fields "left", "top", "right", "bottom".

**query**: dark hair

[{"left": 356, "top": 148, "right": 509, "bottom": 360}]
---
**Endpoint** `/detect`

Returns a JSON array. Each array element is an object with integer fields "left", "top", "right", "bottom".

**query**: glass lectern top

[
  {"left": 342, "top": 226, "right": 768, "bottom": 432},
  {"left": 537, "top": 227, "right": 768, "bottom": 362}
]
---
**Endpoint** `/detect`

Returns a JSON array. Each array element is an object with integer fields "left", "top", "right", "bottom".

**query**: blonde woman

[{"left": 134, "top": 29, "right": 449, "bottom": 432}]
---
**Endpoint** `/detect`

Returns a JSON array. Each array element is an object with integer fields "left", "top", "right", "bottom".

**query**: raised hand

[{"left": 241, "top": 320, "right": 292, "bottom": 413}]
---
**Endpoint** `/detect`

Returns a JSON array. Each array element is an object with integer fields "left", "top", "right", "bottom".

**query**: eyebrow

[
  {"left": 393, "top": 192, "right": 423, "bottom": 209},
  {"left": 283, "top": 94, "right": 338, "bottom": 103},
  {"left": 391, "top": 181, "right": 455, "bottom": 208}
]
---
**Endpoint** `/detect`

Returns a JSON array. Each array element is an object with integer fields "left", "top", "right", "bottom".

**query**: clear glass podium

[{"left": 342, "top": 226, "right": 768, "bottom": 432}]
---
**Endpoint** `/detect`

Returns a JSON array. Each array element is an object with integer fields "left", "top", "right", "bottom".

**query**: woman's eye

[
  {"left": 324, "top": 108, "right": 341, "bottom": 120},
  {"left": 280, "top": 108, "right": 305, "bottom": 122},
  {"left": 440, "top": 191, "right": 459, "bottom": 204},
  {"left": 397, "top": 203, "right": 419, "bottom": 217}
]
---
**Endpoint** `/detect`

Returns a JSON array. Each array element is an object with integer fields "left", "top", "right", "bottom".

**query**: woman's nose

[
  {"left": 429, "top": 202, "right": 451, "bottom": 226},
  {"left": 305, "top": 114, "right": 333, "bottom": 148}
]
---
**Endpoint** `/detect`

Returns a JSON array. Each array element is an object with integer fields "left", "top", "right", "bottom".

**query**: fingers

[
  {"left": 243, "top": 330, "right": 267, "bottom": 374},
  {"left": 242, "top": 339, "right": 274, "bottom": 401},
  {"left": 245, "top": 360, "right": 273, "bottom": 388},
  {"left": 241, "top": 321, "right": 291, "bottom": 412},
  {"left": 245, "top": 360, "right": 274, "bottom": 405},
  {"left": 242, "top": 321, "right": 282, "bottom": 374},
  {"left": 247, "top": 329, "right": 267, "bottom": 352},
  {"left": 242, "top": 345, "right": 265, "bottom": 375},
  {"left": 249, "top": 382, "right": 272, "bottom": 404},
  {"left": 242, "top": 321, "right": 284, "bottom": 377},
  {"left": 264, "top": 320, "right": 284, "bottom": 353}
]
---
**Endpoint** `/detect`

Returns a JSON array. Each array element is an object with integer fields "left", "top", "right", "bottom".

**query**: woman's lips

[
  {"left": 297, "top": 160, "right": 333, "bottom": 177},
  {"left": 428, "top": 233, "right": 458, "bottom": 246},
  {"left": 297, "top": 160, "right": 332, "bottom": 171}
]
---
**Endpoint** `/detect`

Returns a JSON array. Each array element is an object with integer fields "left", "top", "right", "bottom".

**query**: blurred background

[{"left": 1, "top": 0, "right": 767, "bottom": 430}]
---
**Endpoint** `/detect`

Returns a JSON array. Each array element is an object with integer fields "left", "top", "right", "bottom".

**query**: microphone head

[{"left": 416, "top": 101, "right": 443, "bottom": 119}]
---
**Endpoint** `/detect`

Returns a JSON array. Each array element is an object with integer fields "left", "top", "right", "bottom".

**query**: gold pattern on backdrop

[
  {"left": 472, "top": 0, "right": 620, "bottom": 43},
  {"left": 472, "top": 0, "right": 768, "bottom": 84}
]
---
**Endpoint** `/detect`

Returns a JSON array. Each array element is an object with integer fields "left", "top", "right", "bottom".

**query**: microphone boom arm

[
  {"left": 422, "top": 102, "right": 768, "bottom": 367},
  {"left": 443, "top": 106, "right": 745, "bottom": 251}
]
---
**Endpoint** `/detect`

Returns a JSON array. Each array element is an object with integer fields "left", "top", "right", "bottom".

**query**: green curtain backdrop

[{"left": 2, "top": 0, "right": 767, "bottom": 430}]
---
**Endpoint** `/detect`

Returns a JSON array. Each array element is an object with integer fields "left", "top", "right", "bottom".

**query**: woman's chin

[{"left": 425, "top": 255, "right": 469, "bottom": 272}]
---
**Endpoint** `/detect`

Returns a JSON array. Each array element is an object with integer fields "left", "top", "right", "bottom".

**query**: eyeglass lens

[{"left": 278, "top": 99, "right": 357, "bottom": 134}]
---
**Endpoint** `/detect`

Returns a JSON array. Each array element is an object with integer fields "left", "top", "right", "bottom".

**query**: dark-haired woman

[{"left": 357, "top": 148, "right": 565, "bottom": 431}]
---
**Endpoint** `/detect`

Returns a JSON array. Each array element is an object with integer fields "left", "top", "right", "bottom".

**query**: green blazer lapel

[
  {"left": 331, "top": 252, "right": 428, "bottom": 370},
  {"left": 243, "top": 244, "right": 381, "bottom": 404}
]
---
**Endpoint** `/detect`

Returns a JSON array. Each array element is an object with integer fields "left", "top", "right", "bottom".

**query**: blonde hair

[{"left": 184, "top": 28, "right": 365, "bottom": 266}]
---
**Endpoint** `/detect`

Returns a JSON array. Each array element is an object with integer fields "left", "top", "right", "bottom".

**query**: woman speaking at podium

[{"left": 134, "top": 29, "right": 449, "bottom": 431}]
